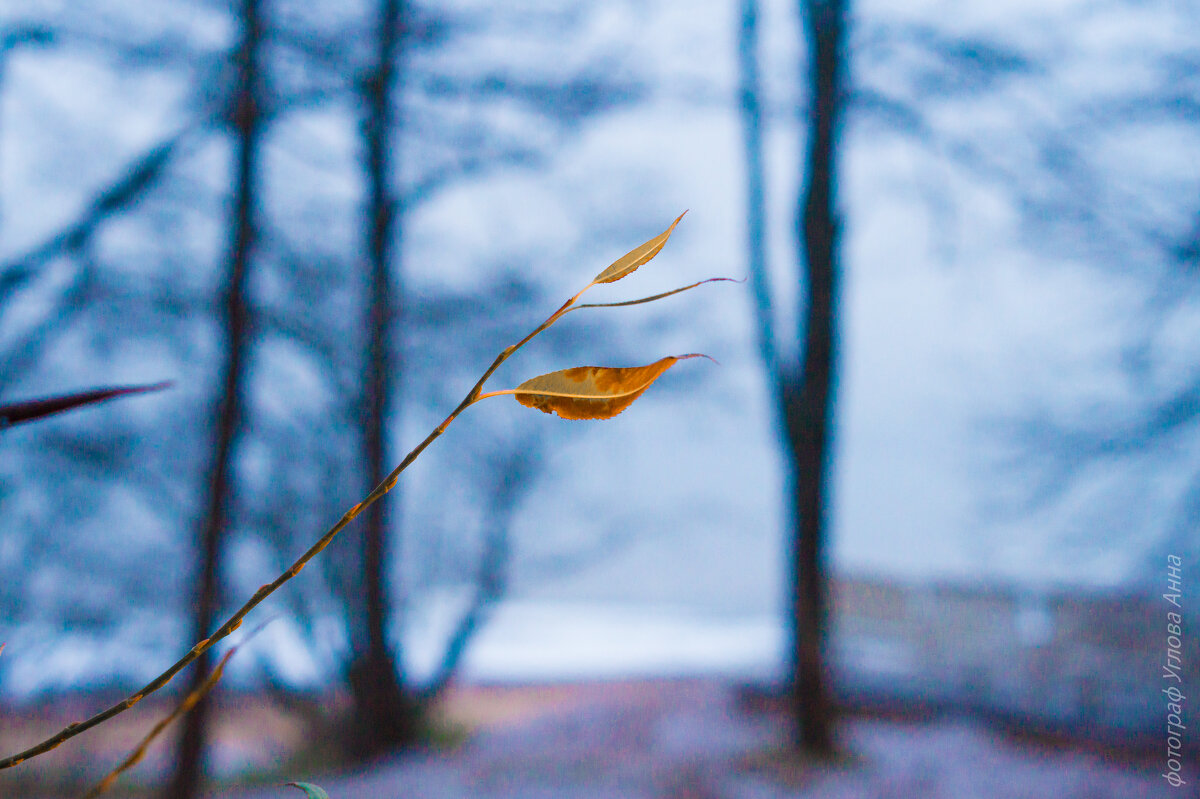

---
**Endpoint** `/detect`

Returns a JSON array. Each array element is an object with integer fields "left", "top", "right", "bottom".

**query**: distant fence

[{"left": 813, "top": 574, "right": 1197, "bottom": 748}]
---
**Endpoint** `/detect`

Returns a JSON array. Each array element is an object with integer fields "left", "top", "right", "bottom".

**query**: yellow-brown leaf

[
  {"left": 591, "top": 211, "right": 686, "bottom": 284},
  {"left": 513, "top": 354, "right": 705, "bottom": 420}
]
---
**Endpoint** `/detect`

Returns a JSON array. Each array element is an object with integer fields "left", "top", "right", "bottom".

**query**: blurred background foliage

[{"left": 0, "top": 0, "right": 1197, "bottom": 795}]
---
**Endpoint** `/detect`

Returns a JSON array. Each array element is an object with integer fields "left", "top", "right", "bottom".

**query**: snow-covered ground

[{"left": 222, "top": 679, "right": 1177, "bottom": 799}]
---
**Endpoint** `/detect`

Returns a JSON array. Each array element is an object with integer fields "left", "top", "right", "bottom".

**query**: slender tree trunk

[
  {"left": 162, "top": 1, "right": 262, "bottom": 796},
  {"left": 785, "top": 0, "right": 845, "bottom": 755},
  {"left": 345, "top": 0, "right": 422, "bottom": 759},
  {"left": 737, "top": 0, "right": 780, "bottom": 383}
]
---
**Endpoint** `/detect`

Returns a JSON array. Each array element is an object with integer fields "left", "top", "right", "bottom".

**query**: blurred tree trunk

[
  {"left": 784, "top": 0, "right": 846, "bottom": 755},
  {"left": 737, "top": 0, "right": 779, "bottom": 383},
  {"left": 737, "top": 0, "right": 843, "bottom": 755},
  {"left": 163, "top": 1, "right": 263, "bottom": 797},
  {"left": 345, "top": 0, "right": 423, "bottom": 759}
]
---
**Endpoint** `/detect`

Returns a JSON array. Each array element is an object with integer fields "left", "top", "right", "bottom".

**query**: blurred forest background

[{"left": 0, "top": 0, "right": 1197, "bottom": 796}]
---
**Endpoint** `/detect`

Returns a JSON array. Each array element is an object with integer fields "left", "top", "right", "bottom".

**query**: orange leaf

[
  {"left": 591, "top": 211, "right": 686, "bottom": 284},
  {"left": 513, "top": 354, "right": 708, "bottom": 420}
]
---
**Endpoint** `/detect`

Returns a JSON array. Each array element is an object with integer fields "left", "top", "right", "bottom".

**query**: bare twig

[
  {"left": 0, "top": 215, "right": 710, "bottom": 770},
  {"left": 82, "top": 650, "right": 235, "bottom": 799},
  {"left": 0, "top": 126, "right": 198, "bottom": 307}
]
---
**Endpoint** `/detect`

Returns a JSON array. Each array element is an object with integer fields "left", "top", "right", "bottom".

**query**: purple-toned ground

[{"left": 221, "top": 679, "right": 1179, "bottom": 799}]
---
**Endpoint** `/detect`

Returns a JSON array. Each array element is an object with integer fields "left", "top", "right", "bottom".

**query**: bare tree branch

[
  {"left": 0, "top": 125, "right": 199, "bottom": 308},
  {"left": 419, "top": 442, "right": 536, "bottom": 700}
]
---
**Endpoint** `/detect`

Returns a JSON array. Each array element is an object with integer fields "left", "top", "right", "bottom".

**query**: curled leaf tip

[
  {"left": 571, "top": 276, "right": 741, "bottom": 312},
  {"left": 512, "top": 353, "right": 711, "bottom": 420},
  {"left": 592, "top": 211, "right": 687, "bottom": 285},
  {"left": 284, "top": 782, "right": 331, "bottom": 799}
]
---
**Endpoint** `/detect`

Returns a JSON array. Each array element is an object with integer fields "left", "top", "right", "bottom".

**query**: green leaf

[
  {"left": 284, "top": 782, "right": 330, "bottom": 799},
  {"left": 591, "top": 211, "right": 686, "bottom": 284}
]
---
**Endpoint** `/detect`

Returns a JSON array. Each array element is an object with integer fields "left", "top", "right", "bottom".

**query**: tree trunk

[
  {"left": 345, "top": 0, "right": 423, "bottom": 759},
  {"left": 785, "top": 0, "right": 845, "bottom": 755},
  {"left": 737, "top": 0, "right": 780, "bottom": 381},
  {"left": 162, "top": 1, "right": 262, "bottom": 797}
]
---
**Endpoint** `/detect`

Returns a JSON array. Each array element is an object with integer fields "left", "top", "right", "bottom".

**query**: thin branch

[
  {"left": 83, "top": 649, "right": 236, "bottom": 799},
  {"left": 412, "top": 71, "right": 643, "bottom": 123},
  {"left": 82, "top": 618, "right": 272, "bottom": 798},
  {"left": 0, "top": 271, "right": 595, "bottom": 770},
  {"left": 401, "top": 146, "right": 540, "bottom": 207},
  {"left": 0, "top": 76, "right": 339, "bottom": 314},
  {"left": 418, "top": 445, "right": 533, "bottom": 700},
  {"left": 0, "top": 125, "right": 199, "bottom": 308},
  {"left": 0, "top": 263, "right": 89, "bottom": 394}
]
